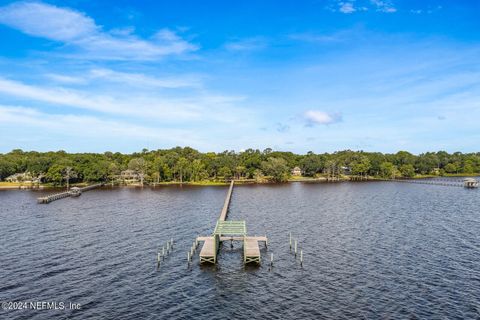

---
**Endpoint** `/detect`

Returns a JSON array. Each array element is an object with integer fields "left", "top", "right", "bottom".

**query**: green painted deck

[{"left": 214, "top": 220, "right": 246, "bottom": 236}]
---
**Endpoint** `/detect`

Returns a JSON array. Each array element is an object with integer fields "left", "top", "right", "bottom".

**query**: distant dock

[
  {"left": 37, "top": 183, "right": 103, "bottom": 204},
  {"left": 376, "top": 177, "right": 479, "bottom": 188}
]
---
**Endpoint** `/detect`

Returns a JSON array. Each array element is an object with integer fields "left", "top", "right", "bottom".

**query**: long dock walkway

[
  {"left": 197, "top": 180, "right": 267, "bottom": 265},
  {"left": 219, "top": 180, "right": 234, "bottom": 221},
  {"left": 37, "top": 183, "right": 103, "bottom": 204},
  {"left": 375, "top": 178, "right": 477, "bottom": 188}
]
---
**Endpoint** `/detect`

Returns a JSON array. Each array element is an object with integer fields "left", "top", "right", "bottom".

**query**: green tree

[
  {"left": 128, "top": 157, "right": 148, "bottom": 186},
  {"left": 0, "top": 159, "right": 15, "bottom": 180},
  {"left": 444, "top": 163, "right": 459, "bottom": 174},
  {"left": 218, "top": 166, "right": 233, "bottom": 181},
  {"left": 399, "top": 164, "right": 415, "bottom": 178},
  {"left": 107, "top": 162, "right": 120, "bottom": 186},
  {"left": 379, "top": 162, "right": 397, "bottom": 178},
  {"left": 462, "top": 160, "right": 475, "bottom": 174},
  {"left": 351, "top": 156, "right": 371, "bottom": 177},
  {"left": 45, "top": 162, "right": 76, "bottom": 187},
  {"left": 261, "top": 157, "right": 290, "bottom": 182},
  {"left": 300, "top": 153, "right": 325, "bottom": 176},
  {"left": 235, "top": 165, "right": 246, "bottom": 179},
  {"left": 394, "top": 151, "right": 415, "bottom": 166},
  {"left": 191, "top": 159, "right": 207, "bottom": 182},
  {"left": 175, "top": 157, "right": 190, "bottom": 183},
  {"left": 253, "top": 169, "right": 264, "bottom": 182}
]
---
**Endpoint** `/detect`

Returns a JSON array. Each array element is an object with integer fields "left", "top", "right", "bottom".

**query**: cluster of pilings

[
  {"left": 187, "top": 238, "right": 200, "bottom": 266},
  {"left": 289, "top": 232, "right": 304, "bottom": 267},
  {"left": 157, "top": 238, "right": 174, "bottom": 269}
]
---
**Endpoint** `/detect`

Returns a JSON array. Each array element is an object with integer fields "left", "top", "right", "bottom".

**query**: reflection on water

[{"left": 0, "top": 180, "right": 479, "bottom": 319}]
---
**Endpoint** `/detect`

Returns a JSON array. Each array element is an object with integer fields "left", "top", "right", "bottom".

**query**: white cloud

[
  {"left": 224, "top": 37, "right": 267, "bottom": 51},
  {"left": 0, "top": 2, "right": 197, "bottom": 60},
  {"left": 45, "top": 73, "right": 88, "bottom": 85},
  {"left": 0, "top": 77, "right": 247, "bottom": 123},
  {"left": 88, "top": 69, "right": 202, "bottom": 88},
  {"left": 45, "top": 69, "right": 202, "bottom": 88},
  {"left": 289, "top": 33, "right": 343, "bottom": 43},
  {"left": 304, "top": 110, "right": 342, "bottom": 126},
  {"left": 0, "top": 2, "right": 96, "bottom": 41},
  {"left": 370, "top": 0, "right": 397, "bottom": 13},
  {"left": 339, "top": 2, "right": 356, "bottom": 13},
  {"left": 0, "top": 105, "right": 195, "bottom": 143},
  {"left": 329, "top": 0, "right": 394, "bottom": 14}
]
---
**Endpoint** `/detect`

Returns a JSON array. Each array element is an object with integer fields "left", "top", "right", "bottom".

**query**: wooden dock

[
  {"left": 37, "top": 191, "right": 71, "bottom": 204},
  {"left": 376, "top": 178, "right": 479, "bottom": 188},
  {"left": 197, "top": 181, "right": 267, "bottom": 265},
  {"left": 219, "top": 180, "right": 234, "bottom": 221},
  {"left": 37, "top": 183, "right": 103, "bottom": 204}
]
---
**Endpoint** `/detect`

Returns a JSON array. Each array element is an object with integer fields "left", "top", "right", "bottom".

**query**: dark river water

[{"left": 0, "top": 180, "right": 479, "bottom": 319}]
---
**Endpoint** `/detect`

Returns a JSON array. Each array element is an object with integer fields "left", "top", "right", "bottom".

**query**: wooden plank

[
  {"left": 244, "top": 237, "right": 260, "bottom": 257},
  {"left": 199, "top": 236, "right": 216, "bottom": 264}
]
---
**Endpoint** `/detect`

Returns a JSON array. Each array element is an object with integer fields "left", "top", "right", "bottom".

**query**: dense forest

[{"left": 1, "top": 148, "right": 479, "bottom": 185}]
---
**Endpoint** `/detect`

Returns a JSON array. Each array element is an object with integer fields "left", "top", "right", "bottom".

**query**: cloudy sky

[{"left": 0, "top": 0, "right": 479, "bottom": 153}]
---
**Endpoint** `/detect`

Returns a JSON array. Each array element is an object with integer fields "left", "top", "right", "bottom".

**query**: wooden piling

[{"left": 289, "top": 232, "right": 292, "bottom": 251}]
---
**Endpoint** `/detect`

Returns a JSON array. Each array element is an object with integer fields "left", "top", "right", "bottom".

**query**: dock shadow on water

[{"left": 0, "top": 179, "right": 479, "bottom": 319}]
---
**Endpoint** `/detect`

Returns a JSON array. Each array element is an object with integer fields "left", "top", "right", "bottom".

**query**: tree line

[{"left": 0, "top": 148, "right": 479, "bottom": 185}]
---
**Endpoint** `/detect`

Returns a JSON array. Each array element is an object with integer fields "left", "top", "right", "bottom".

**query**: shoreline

[{"left": 1, "top": 174, "right": 478, "bottom": 190}]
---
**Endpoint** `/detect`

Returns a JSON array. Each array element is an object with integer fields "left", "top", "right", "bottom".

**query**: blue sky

[{"left": 0, "top": 0, "right": 479, "bottom": 154}]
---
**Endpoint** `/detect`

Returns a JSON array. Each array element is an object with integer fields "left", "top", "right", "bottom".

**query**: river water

[{"left": 0, "top": 180, "right": 479, "bottom": 319}]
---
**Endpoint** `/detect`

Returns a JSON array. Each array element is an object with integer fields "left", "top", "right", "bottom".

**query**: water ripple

[{"left": 0, "top": 183, "right": 479, "bottom": 319}]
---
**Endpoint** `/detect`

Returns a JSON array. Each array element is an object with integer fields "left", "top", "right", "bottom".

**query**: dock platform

[
  {"left": 196, "top": 181, "right": 268, "bottom": 266},
  {"left": 244, "top": 237, "right": 261, "bottom": 264},
  {"left": 199, "top": 236, "right": 217, "bottom": 264}
]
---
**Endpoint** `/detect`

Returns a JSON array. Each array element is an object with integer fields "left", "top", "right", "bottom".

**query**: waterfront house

[
  {"left": 291, "top": 166, "right": 302, "bottom": 176},
  {"left": 5, "top": 172, "right": 34, "bottom": 183},
  {"left": 120, "top": 169, "right": 140, "bottom": 184},
  {"left": 341, "top": 166, "right": 352, "bottom": 175}
]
